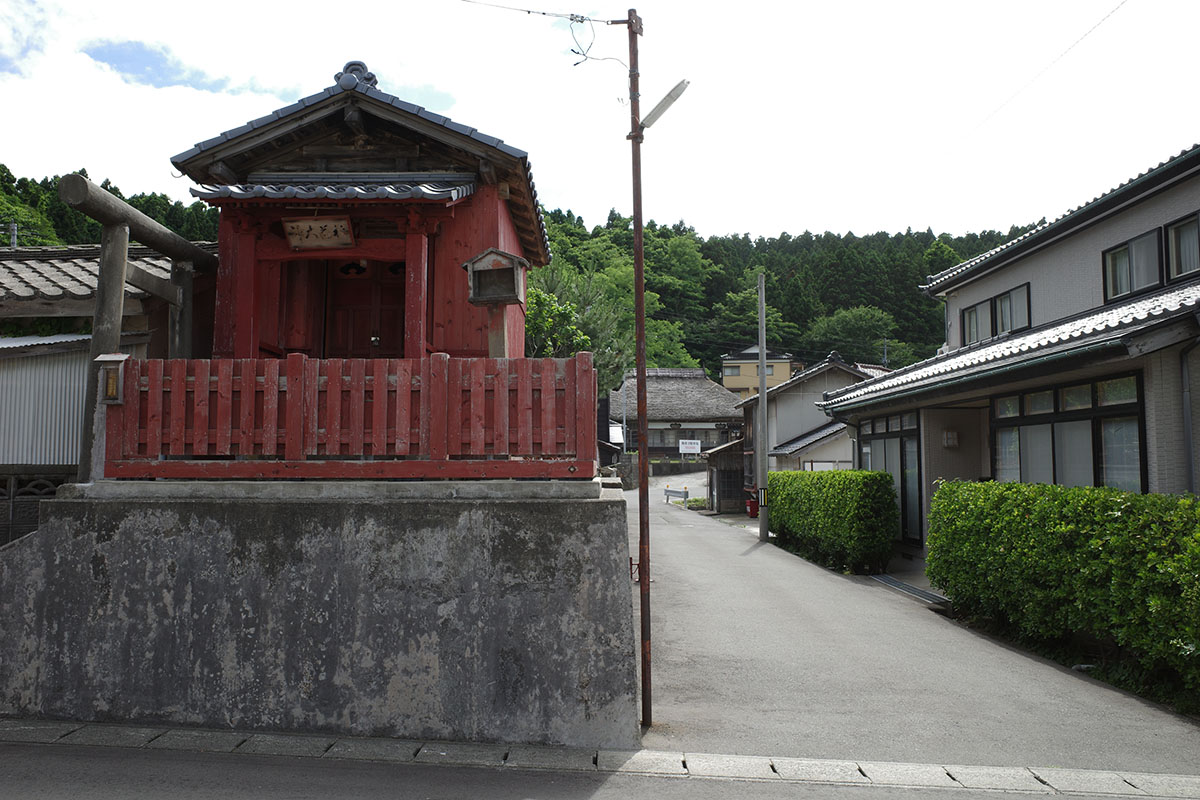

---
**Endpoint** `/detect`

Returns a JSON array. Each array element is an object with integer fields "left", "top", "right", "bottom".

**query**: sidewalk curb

[{"left": 3, "top": 718, "right": 1198, "bottom": 797}]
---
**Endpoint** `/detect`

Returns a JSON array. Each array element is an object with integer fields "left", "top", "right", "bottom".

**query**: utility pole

[
  {"left": 619, "top": 6, "right": 652, "bottom": 729},
  {"left": 8, "top": 221, "right": 16, "bottom": 248},
  {"left": 614, "top": 8, "right": 688, "bottom": 729},
  {"left": 757, "top": 272, "right": 769, "bottom": 542}
]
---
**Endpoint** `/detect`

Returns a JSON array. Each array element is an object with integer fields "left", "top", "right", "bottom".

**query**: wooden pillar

[
  {"left": 78, "top": 223, "right": 128, "bottom": 482},
  {"left": 405, "top": 233, "right": 428, "bottom": 358},
  {"left": 232, "top": 225, "right": 258, "bottom": 358},
  {"left": 169, "top": 259, "right": 194, "bottom": 359},
  {"left": 487, "top": 306, "right": 509, "bottom": 358}
]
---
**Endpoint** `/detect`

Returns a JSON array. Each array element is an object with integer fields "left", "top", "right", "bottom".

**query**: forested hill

[
  {"left": 0, "top": 164, "right": 219, "bottom": 247},
  {"left": 1, "top": 164, "right": 1039, "bottom": 393},
  {"left": 530, "top": 209, "right": 1041, "bottom": 392}
]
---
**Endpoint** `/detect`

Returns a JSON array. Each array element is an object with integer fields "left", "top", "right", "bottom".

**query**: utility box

[{"left": 463, "top": 248, "right": 528, "bottom": 306}]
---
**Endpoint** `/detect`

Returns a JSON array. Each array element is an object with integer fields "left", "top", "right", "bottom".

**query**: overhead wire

[{"left": 974, "top": 0, "right": 1131, "bottom": 129}]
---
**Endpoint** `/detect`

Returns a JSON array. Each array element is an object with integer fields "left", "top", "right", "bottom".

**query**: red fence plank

[
  {"left": 193, "top": 360, "right": 210, "bottom": 456},
  {"left": 394, "top": 359, "right": 411, "bottom": 456},
  {"left": 237, "top": 359, "right": 255, "bottom": 455},
  {"left": 168, "top": 359, "right": 186, "bottom": 456},
  {"left": 516, "top": 359, "right": 533, "bottom": 455},
  {"left": 145, "top": 360, "right": 164, "bottom": 457},
  {"left": 493, "top": 359, "right": 509, "bottom": 456},
  {"left": 325, "top": 359, "right": 343, "bottom": 456},
  {"left": 285, "top": 353, "right": 305, "bottom": 461},
  {"left": 215, "top": 359, "right": 233, "bottom": 455},
  {"left": 262, "top": 359, "right": 279, "bottom": 456},
  {"left": 540, "top": 359, "right": 557, "bottom": 455},
  {"left": 564, "top": 356, "right": 578, "bottom": 456},
  {"left": 123, "top": 359, "right": 141, "bottom": 457},
  {"left": 575, "top": 353, "right": 596, "bottom": 465},
  {"left": 348, "top": 358, "right": 366, "bottom": 456},
  {"left": 371, "top": 358, "right": 387, "bottom": 456},
  {"left": 429, "top": 353, "right": 448, "bottom": 461},
  {"left": 303, "top": 357, "right": 320, "bottom": 456}
]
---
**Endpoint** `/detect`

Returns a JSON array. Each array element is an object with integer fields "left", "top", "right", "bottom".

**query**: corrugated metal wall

[{"left": 0, "top": 349, "right": 89, "bottom": 465}]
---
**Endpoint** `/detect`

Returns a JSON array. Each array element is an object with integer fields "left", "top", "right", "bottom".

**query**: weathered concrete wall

[{"left": 0, "top": 480, "right": 639, "bottom": 748}]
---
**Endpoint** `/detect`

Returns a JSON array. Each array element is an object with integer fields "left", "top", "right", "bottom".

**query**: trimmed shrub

[
  {"left": 767, "top": 470, "right": 898, "bottom": 573},
  {"left": 927, "top": 481, "right": 1200, "bottom": 697}
]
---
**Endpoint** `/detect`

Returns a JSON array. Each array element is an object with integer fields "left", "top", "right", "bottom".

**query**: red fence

[{"left": 104, "top": 352, "right": 597, "bottom": 479}]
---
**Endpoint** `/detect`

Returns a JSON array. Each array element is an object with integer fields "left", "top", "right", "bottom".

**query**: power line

[
  {"left": 459, "top": 0, "right": 628, "bottom": 68},
  {"left": 975, "top": 0, "right": 1131, "bottom": 129}
]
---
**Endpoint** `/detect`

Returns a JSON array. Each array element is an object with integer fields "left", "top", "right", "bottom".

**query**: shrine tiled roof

[
  {"left": 192, "top": 179, "right": 476, "bottom": 203},
  {"left": 819, "top": 282, "right": 1200, "bottom": 411}
]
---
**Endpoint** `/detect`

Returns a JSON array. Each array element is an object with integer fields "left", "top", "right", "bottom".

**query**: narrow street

[{"left": 627, "top": 470, "right": 1200, "bottom": 773}]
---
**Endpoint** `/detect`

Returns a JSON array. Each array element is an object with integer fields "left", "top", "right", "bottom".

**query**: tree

[
  {"left": 524, "top": 286, "right": 591, "bottom": 357},
  {"left": 800, "top": 306, "right": 918, "bottom": 367}
]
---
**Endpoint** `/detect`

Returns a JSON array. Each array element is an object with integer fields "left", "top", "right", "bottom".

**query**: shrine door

[{"left": 324, "top": 260, "right": 406, "bottom": 358}]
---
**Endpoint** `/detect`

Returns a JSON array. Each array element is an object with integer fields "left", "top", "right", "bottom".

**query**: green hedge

[
  {"left": 766, "top": 470, "right": 897, "bottom": 573},
  {"left": 927, "top": 481, "right": 1200, "bottom": 695}
]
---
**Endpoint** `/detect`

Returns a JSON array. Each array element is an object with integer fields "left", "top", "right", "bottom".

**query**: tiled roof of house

[
  {"left": 720, "top": 344, "right": 793, "bottom": 361},
  {"left": 820, "top": 282, "right": 1200, "bottom": 410},
  {"left": 609, "top": 368, "right": 740, "bottom": 422},
  {"left": 737, "top": 351, "right": 874, "bottom": 409},
  {"left": 922, "top": 141, "right": 1200, "bottom": 294},
  {"left": 0, "top": 244, "right": 214, "bottom": 304},
  {"left": 769, "top": 421, "right": 847, "bottom": 457},
  {"left": 854, "top": 362, "right": 891, "bottom": 379}
]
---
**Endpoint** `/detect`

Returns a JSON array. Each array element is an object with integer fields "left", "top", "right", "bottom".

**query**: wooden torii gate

[{"left": 58, "top": 173, "right": 218, "bottom": 481}]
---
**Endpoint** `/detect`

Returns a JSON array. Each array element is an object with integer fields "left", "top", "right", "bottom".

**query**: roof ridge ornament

[{"left": 335, "top": 61, "right": 377, "bottom": 90}]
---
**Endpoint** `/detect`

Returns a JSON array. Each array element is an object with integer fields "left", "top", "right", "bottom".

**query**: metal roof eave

[{"left": 819, "top": 339, "right": 1127, "bottom": 414}]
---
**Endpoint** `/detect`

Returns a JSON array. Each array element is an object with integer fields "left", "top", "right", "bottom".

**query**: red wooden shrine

[{"left": 102, "top": 62, "right": 596, "bottom": 480}]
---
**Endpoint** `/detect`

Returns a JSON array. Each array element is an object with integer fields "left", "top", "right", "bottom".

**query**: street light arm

[{"left": 641, "top": 79, "right": 689, "bottom": 129}]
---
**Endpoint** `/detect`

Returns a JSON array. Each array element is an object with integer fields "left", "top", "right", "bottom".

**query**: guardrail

[{"left": 663, "top": 484, "right": 689, "bottom": 504}]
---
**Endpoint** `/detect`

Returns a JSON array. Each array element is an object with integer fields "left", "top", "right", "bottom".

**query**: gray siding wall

[
  {"left": 944, "top": 176, "right": 1200, "bottom": 352},
  {"left": 0, "top": 349, "right": 89, "bottom": 466}
]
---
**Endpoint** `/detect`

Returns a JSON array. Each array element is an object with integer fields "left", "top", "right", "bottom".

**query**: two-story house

[
  {"left": 820, "top": 142, "right": 1200, "bottom": 546},
  {"left": 720, "top": 344, "right": 799, "bottom": 400}
]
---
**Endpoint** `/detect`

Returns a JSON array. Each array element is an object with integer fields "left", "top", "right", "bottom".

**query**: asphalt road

[{"left": 627, "top": 471, "right": 1200, "bottom": 773}]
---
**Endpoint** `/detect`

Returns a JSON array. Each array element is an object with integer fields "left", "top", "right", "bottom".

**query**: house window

[
  {"left": 994, "top": 285, "right": 1030, "bottom": 335},
  {"left": 755, "top": 364, "right": 774, "bottom": 376},
  {"left": 961, "top": 300, "right": 991, "bottom": 346},
  {"left": 1104, "top": 231, "right": 1160, "bottom": 301},
  {"left": 990, "top": 374, "right": 1143, "bottom": 491},
  {"left": 1167, "top": 215, "right": 1200, "bottom": 280},
  {"left": 722, "top": 365, "right": 740, "bottom": 377}
]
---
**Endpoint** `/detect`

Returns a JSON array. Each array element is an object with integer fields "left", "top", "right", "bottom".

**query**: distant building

[
  {"left": 609, "top": 368, "right": 741, "bottom": 456},
  {"left": 719, "top": 344, "right": 798, "bottom": 400}
]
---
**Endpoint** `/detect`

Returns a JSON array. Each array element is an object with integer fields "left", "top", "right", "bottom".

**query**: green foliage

[
  {"left": 0, "top": 192, "right": 63, "bottom": 246},
  {"left": 927, "top": 482, "right": 1200, "bottom": 705},
  {"left": 686, "top": 497, "right": 708, "bottom": 511},
  {"left": 767, "top": 470, "right": 898, "bottom": 573},
  {"left": 800, "top": 306, "right": 917, "bottom": 367},
  {"left": 0, "top": 316, "right": 91, "bottom": 337},
  {"left": 524, "top": 286, "right": 591, "bottom": 357}
]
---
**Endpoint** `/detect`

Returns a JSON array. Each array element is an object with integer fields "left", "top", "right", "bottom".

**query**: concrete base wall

[{"left": 0, "top": 480, "right": 639, "bottom": 749}]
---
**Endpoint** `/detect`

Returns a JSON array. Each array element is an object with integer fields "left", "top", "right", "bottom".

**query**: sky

[{"left": 4, "top": 0, "right": 1200, "bottom": 241}]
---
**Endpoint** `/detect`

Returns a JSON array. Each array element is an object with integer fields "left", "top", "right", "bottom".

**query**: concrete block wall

[{"left": 0, "top": 481, "right": 639, "bottom": 749}]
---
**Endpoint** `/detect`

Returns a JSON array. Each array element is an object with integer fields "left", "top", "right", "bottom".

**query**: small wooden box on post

[{"left": 463, "top": 248, "right": 528, "bottom": 358}]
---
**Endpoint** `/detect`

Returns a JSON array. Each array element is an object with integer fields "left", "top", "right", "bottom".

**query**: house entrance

[{"left": 324, "top": 260, "right": 405, "bottom": 358}]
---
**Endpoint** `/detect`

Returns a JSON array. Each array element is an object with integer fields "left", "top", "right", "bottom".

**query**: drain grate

[{"left": 871, "top": 574, "right": 948, "bottom": 604}]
